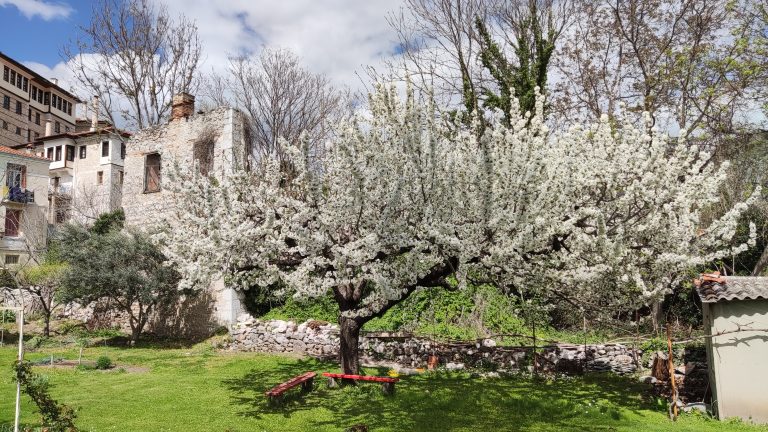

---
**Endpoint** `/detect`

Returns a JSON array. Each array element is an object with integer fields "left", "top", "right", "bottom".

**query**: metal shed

[{"left": 695, "top": 273, "right": 768, "bottom": 424}]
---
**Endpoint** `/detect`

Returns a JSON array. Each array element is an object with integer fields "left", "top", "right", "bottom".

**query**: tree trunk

[
  {"left": 752, "top": 246, "right": 768, "bottom": 276},
  {"left": 339, "top": 315, "right": 361, "bottom": 376},
  {"left": 43, "top": 313, "right": 50, "bottom": 338},
  {"left": 651, "top": 301, "right": 663, "bottom": 336}
]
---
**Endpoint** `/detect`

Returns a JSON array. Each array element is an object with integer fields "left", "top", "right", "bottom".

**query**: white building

[
  {"left": 34, "top": 124, "right": 130, "bottom": 225},
  {"left": 0, "top": 145, "right": 49, "bottom": 266}
]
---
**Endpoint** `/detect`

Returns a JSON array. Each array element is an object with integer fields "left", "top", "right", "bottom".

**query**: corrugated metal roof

[{"left": 695, "top": 274, "right": 768, "bottom": 303}]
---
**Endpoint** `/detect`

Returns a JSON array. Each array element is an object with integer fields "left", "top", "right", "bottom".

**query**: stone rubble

[{"left": 228, "top": 316, "right": 643, "bottom": 374}]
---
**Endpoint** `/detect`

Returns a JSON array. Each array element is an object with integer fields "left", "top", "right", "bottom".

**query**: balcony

[
  {"left": 48, "top": 184, "right": 72, "bottom": 196},
  {"left": 5, "top": 187, "right": 35, "bottom": 204}
]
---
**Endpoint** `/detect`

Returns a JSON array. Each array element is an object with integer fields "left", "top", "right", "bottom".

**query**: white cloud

[
  {"left": 163, "top": 0, "right": 404, "bottom": 90},
  {"left": 24, "top": 1, "right": 408, "bottom": 126},
  {"left": 0, "top": 0, "right": 73, "bottom": 20}
]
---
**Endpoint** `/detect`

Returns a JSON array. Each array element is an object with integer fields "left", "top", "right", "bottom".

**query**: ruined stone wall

[
  {"left": 122, "top": 107, "right": 249, "bottom": 228},
  {"left": 228, "top": 317, "right": 642, "bottom": 374},
  {"left": 121, "top": 107, "right": 249, "bottom": 329}
]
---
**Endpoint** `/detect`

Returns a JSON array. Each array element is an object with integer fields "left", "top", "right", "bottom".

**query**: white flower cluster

[{"left": 160, "top": 84, "right": 759, "bottom": 317}]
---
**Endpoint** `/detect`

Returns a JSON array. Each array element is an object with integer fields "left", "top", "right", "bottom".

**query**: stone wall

[
  {"left": 229, "top": 317, "right": 642, "bottom": 374},
  {"left": 121, "top": 105, "right": 249, "bottom": 328}
]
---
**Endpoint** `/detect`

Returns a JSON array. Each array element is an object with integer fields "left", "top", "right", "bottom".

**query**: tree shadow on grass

[{"left": 222, "top": 357, "right": 664, "bottom": 432}]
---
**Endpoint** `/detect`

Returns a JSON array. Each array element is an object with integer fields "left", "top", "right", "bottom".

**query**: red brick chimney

[{"left": 171, "top": 93, "right": 195, "bottom": 121}]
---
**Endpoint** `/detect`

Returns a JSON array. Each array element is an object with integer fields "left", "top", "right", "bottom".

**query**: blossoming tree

[{"left": 162, "top": 84, "right": 757, "bottom": 374}]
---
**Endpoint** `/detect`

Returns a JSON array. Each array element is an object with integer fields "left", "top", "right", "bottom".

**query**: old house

[
  {"left": 0, "top": 145, "right": 50, "bottom": 266},
  {"left": 1, "top": 51, "right": 80, "bottom": 147},
  {"left": 695, "top": 273, "right": 768, "bottom": 424},
  {"left": 28, "top": 109, "right": 130, "bottom": 225},
  {"left": 122, "top": 93, "right": 250, "bottom": 331}
]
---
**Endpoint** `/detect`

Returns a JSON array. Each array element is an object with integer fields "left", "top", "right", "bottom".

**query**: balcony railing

[
  {"left": 48, "top": 184, "right": 72, "bottom": 196},
  {"left": 5, "top": 187, "right": 35, "bottom": 204}
]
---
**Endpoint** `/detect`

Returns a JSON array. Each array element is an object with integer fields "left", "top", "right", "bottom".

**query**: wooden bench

[
  {"left": 322, "top": 372, "right": 399, "bottom": 395},
  {"left": 265, "top": 371, "right": 316, "bottom": 404}
]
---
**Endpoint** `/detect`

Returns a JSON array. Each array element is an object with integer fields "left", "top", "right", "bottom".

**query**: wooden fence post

[{"left": 666, "top": 323, "right": 678, "bottom": 421}]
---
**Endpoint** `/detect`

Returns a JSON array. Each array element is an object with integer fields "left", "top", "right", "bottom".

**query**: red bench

[
  {"left": 322, "top": 372, "right": 399, "bottom": 394},
  {"left": 265, "top": 371, "right": 316, "bottom": 404}
]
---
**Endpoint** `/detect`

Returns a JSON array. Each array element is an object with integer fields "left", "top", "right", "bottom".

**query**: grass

[{"left": 1, "top": 343, "right": 766, "bottom": 432}]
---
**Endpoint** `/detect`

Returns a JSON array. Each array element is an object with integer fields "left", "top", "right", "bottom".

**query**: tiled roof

[
  {"left": 694, "top": 273, "right": 768, "bottom": 303},
  {"left": 0, "top": 146, "right": 50, "bottom": 161}
]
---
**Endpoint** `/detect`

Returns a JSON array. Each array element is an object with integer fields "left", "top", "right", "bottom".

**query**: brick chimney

[{"left": 171, "top": 93, "right": 195, "bottom": 121}]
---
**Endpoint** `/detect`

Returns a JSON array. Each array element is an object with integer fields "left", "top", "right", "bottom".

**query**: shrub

[
  {"left": 13, "top": 361, "right": 78, "bottom": 431},
  {"left": 0, "top": 309, "right": 16, "bottom": 322},
  {"left": 95, "top": 355, "right": 113, "bottom": 370}
]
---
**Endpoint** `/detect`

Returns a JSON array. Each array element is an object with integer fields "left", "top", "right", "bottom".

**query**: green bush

[
  {"left": 262, "top": 295, "right": 337, "bottom": 322},
  {"left": 95, "top": 355, "right": 113, "bottom": 370},
  {"left": 27, "top": 336, "right": 45, "bottom": 350},
  {"left": 0, "top": 309, "right": 16, "bottom": 322}
]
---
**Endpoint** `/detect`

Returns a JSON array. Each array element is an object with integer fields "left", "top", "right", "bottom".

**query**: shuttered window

[
  {"left": 4, "top": 209, "right": 20, "bottom": 237},
  {"left": 144, "top": 153, "right": 161, "bottom": 193}
]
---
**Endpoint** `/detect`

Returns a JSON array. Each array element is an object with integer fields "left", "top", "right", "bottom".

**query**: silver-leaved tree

[{"left": 162, "top": 84, "right": 758, "bottom": 374}]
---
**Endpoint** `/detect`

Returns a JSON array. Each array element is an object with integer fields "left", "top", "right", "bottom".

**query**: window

[
  {"left": 31, "top": 86, "right": 37, "bottom": 101},
  {"left": 101, "top": 141, "right": 110, "bottom": 157},
  {"left": 54, "top": 121, "right": 60, "bottom": 133},
  {"left": 16, "top": 74, "right": 21, "bottom": 89},
  {"left": 46, "top": 147, "right": 53, "bottom": 159},
  {"left": 15, "top": 126, "right": 20, "bottom": 135},
  {"left": 4, "top": 210, "right": 20, "bottom": 237},
  {"left": 79, "top": 146, "right": 86, "bottom": 159},
  {"left": 1, "top": 120, "right": 6, "bottom": 130},
  {"left": 55, "top": 146, "right": 62, "bottom": 161},
  {"left": 65, "top": 145, "right": 75, "bottom": 162},
  {"left": 15, "top": 101, "right": 21, "bottom": 114},
  {"left": 10, "top": 70, "right": 15, "bottom": 85},
  {"left": 6, "top": 163, "right": 26, "bottom": 188},
  {"left": 35, "top": 112, "right": 40, "bottom": 125},
  {"left": 144, "top": 153, "right": 161, "bottom": 193},
  {"left": 4, "top": 255, "right": 19, "bottom": 265},
  {"left": 22, "top": 77, "right": 28, "bottom": 92},
  {"left": 2, "top": 66, "right": 8, "bottom": 81},
  {"left": 37, "top": 89, "right": 43, "bottom": 104},
  {"left": 118, "top": 170, "right": 124, "bottom": 185},
  {"left": 120, "top": 143, "right": 126, "bottom": 159},
  {"left": 2, "top": 96, "right": 9, "bottom": 109},
  {"left": 51, "top": 94, "right": 56, "bottom": 108},
  {"left": 44, "top": 92, "right": 49, "bottom": 106},
  {"left": 97, "top": 171, "right": 104, "bottom": 185}
]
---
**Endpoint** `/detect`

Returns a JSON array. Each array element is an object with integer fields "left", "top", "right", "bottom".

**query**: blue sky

[
  {"left": 0, "top": 0, "right": 404, "bottom": 94},
  {"left": 0, "top": 0, "right": 90, "bottom": 67}
]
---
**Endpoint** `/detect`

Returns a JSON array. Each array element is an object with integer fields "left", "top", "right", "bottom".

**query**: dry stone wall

[{"left": 229, "top": 316, "right": 642, "bottom": 374}]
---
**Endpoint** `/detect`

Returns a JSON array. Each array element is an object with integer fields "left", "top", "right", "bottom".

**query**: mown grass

[{"left": 0, "top": 343, "right": 766, "bottom": 432}]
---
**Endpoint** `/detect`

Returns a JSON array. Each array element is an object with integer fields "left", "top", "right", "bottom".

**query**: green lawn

[{"left": 0, "top": 343, "right": 765, "bottom": 432}]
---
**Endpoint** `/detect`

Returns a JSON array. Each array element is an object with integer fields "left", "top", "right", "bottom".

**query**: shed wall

[{"left": 707, "top": 298, "right": 768, "bottom": 423}]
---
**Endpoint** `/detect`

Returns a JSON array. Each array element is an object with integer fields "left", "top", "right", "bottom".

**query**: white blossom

[{"left": 160, "top": 84, "right": 758, "bottom": 318}]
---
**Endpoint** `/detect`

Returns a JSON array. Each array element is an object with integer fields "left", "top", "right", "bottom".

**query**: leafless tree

[
  {"left": 552, "top": 0, "right": 765, "bottom": 134},
  {"left": 202, "top": 48, "right": 350, "bottom": 164},
  {"left": 383, "top": 0, "right": 573, "bottom": 114},
  {"left": 0, "top": 189, "right": 62, "bottom": 336},
  {"left": 64, "top": 0, "right": 202, "bottom": 130}
]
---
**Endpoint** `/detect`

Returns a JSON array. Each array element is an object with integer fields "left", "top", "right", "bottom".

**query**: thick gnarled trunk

[{"left": 338, "top": 315, "right": 362, "bottom": 375}]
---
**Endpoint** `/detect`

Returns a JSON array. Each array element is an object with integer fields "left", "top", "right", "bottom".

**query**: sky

[{"left": 0, "top": 0, "right": 405, "bottom": 100}]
